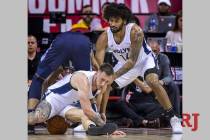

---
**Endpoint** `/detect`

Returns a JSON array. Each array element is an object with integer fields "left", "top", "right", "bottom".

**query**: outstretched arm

[
  {"left": 71, "top": 72, "right": 105, "bottom": 126},
  {"left": 95, "top": 31, "right": 108, "bottom": 66},
  {"left": 90, "top": 50, "right": 100, "bottom": 71},
  {"left": 114, "top": 25, "right": 144, "bottom": 79}
]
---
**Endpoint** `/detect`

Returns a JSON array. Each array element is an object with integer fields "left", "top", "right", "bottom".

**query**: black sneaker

[
  {"left": 87, "top": 123, "right": 118, "bottom": 136},
  {"left": 28, "top": 125, "right": 35, "bottom": 135},
  {"left": 146, "top": 118, "right": 160, "bottom": 128}
]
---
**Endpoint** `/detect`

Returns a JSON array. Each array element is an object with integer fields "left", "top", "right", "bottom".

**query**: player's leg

[
  {"left": 28, "top": 91, "right": 68, "bottom": 127},
  {"left": 60, "top": 105, "right": 118, "bottom": 136},
  {"left": 28, "top": 39, "right": 67, "bottom": 110},
  {"left": 61, "top": 106, "right": 95, "bottom": 131},
  {"left": 145, "top": 71, "right": 173, "bottom": 110},
  {"left": 143, "top": 55, "right": 182, "bottom": 133},
  {"left": 165, "top": 82, "right": 181, "bottom": 115},
  {"left": 71, "top": 38, "right": 91, "bottom": 71},
  {"left": 28, "top": 100, "right": 51, "bottom": 125},
  {"left": 27, "top": 35, "right": 74, "bottom": 134}
]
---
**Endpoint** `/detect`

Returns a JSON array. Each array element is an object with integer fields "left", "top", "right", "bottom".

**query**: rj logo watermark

[{"left": 182, "top": 113, "right": 200, "bottom": 131}]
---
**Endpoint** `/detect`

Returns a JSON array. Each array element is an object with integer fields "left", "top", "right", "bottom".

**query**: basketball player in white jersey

[
  {"left": 95, "top": 3, "right": 182, "bottom": 133},
  {"left": 28, "top": 63, "right": 125, "bottom": 135}
]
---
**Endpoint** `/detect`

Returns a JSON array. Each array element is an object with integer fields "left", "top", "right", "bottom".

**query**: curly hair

[{"left": 104, "top": 3, "right": 132, "bottom": 23}]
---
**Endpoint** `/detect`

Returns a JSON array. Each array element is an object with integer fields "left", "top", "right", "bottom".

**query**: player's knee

[
  {"left": 145, "top": 73, "right": 160, "bottom": 88},
  {"left": 144, "top": 68, "right": 158, "bottom": 80}
]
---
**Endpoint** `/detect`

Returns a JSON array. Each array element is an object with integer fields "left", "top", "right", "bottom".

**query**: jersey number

[{"left": 119, "top": 53, "right": 129, "bottom": 61}]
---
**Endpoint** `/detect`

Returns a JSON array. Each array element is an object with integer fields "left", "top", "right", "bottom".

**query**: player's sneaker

[
  {"left": 28, "top": 125, "right": 35, "bottom": 135},
  {"left": 170, "top": 116, "right": 183, "bottom": 134},
  {"left": 73, "top": 124, "right": 86, "bottom": 132},
  {"left": 171, "top": 134, "right": 183, "bottom": 140},
  {"left": 146, "top": 118, "right": 161, "bottom": 128},
  {"left": 87, "top": 123, "right": 118, "bottom": 136}
]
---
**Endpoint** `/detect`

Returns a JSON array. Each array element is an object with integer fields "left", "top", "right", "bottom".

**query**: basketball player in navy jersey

[
  {"left": 28, "top": 63, "right": 125, "bottom": 135},
  {"left": 28, "top": 32, "right": 93, "bottom": 133},
  {"left": 95, "top": 3, "right": 182, "bottom": 133}
]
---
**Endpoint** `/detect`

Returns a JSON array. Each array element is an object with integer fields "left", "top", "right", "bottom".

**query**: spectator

[
  {"left": 115, "top": 77, "right": 164, "bottom": 128},
  {"left": 101, "top": 2, "right": 110, "bottom": 28},
  {"left": 144, "top": 0, "right": 175, "bottom": 33},
  {"left": 28, "top": 35, "right": 42, "bottom": 85},
  {"left": 76, "top": 4, "right": 103, "bottom": 31},
  {"left": 165, "top": 10, "right": 182, "bottom": 52},
  {"left": 70, "top": 22, "right": 89, "bottom": 33},
  {"left": 149, "top": 40, "right": 181, "bottom": 115}
]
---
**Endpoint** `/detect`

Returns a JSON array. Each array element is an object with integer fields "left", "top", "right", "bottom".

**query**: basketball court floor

[{"left": 28, "top": 127, "right": 183, "bottom": 140}]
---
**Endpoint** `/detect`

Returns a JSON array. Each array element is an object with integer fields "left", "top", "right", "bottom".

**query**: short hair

[
  {"left": 104, "top": 3, "right": 132, "bottom": 23},
  {"left": 28, "top": 34, "right": 37, "bottom": 42},
  {"left": 99, "top": 63, "right": 114, "bottom": 76}
]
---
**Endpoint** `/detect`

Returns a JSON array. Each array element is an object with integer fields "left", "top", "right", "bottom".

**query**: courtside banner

[{"left": 28, "top": 0, "right": 182, "bottom": 33}]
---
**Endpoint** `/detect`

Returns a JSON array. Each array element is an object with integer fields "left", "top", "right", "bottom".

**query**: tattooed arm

[
  {"left": 28, "top": 100, "right": 52, "bottom": 124},
  {"left": 114, "top": 25, "right": 144, "bottom": 79},
  {"left": 70, "top": 72, "right": 105, "bottom": 126}
]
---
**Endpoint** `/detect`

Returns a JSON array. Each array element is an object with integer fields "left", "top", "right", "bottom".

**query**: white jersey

[
  {"left": 44, "top": 71, "right": 96, "bottom": 118},
  {"left": 47, "top": 71, "right": 96, "bottom": 102},
  {"left": 107, "top": 23, "right": 152, "bottom": 67},
  {"left": 106, "top": 23, "right": 155, "bottom": 88}
]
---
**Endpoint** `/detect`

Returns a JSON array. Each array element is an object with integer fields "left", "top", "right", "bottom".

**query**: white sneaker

[
  {"left": 171, "top": 134, "right": 183, "bottom": 140},
  {"left": 73, "top": 124, "right": 85, "bottom": 132},
  {"left": 170, "top": 116, "right": 183, "bottom": 134}
]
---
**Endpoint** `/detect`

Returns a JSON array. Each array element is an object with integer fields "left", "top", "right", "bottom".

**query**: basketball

[{"left": 47, "top": 115, "right": 69, "bottom": 134}]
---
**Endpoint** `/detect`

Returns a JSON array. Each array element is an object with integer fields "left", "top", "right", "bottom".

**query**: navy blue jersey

[
  {"left": 28, "top": 31, "right": 92, "bottom": 100},
  {"left": 38, "top": 32, "right": 92, "bottom": 78}
]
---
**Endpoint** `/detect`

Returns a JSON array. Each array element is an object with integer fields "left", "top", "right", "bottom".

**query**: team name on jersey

[{"left": 113, "top": 48, "right": 130, "bottom": 54}]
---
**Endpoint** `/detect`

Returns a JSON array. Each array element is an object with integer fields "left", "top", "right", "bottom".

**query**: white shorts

[
  {"left": 44, "top": 91, "right": 80, "bottom": 119},
  {"left": 114, "top": 52, "right": 155, "bottom": 88}
]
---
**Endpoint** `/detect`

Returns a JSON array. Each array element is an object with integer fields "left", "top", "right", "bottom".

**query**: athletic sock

[
  {"left": 164, "top": 107, "right": 176, "bottom": 121},
  {"left": 28, "top": 109, "right": 35, "bottom": 113}
]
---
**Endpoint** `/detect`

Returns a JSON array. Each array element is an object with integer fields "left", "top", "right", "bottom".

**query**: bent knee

[{"left": 145, "top": 73, "right": 160, "bottom": 87}]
